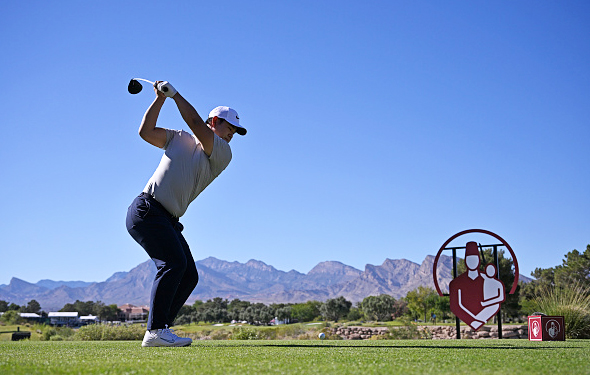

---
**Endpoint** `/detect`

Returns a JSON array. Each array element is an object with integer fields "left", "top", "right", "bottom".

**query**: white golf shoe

[{"left": 142, "top": 325, "right": 192, "bottom": 347}]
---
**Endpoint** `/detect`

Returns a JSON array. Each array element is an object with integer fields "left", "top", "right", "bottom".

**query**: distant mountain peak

[
  {"left": 308, "top": 261, "right": 362, "bottom": 275},
  {"left": 245, "top": 259, "right": 275, "bottom": 270}
]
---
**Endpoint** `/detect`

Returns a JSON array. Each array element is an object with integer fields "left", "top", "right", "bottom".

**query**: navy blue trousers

[{"left": 126, "top": 193, "right": 198, "bottom": 330}]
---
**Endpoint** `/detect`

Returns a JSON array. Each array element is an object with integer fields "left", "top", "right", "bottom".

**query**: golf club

[{"left": 128, "top": 78, "right": 169, "bottom": 94}]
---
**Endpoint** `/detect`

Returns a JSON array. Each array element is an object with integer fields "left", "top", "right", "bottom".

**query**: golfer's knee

[{"left": 166, "top": 258, "right": 188, "bottom": 275}]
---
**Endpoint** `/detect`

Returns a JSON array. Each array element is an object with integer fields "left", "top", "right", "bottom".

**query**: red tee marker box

[{"left": 528, "top": 315, "right": 565, "bottom": 341}]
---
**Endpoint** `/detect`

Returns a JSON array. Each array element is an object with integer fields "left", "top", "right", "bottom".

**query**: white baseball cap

[{"left": 208, "top": 106, "right": 247, "bottom": 135}]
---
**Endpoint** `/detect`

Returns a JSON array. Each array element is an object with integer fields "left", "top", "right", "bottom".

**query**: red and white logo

[
  {"left": 531, "top": 320, "right": 541, "bottom": 337},
  {"left": 448, "top": 242, "right": 505, "bottom": 330},
  {"left": 433, "top": 229, "right": 520, "bottom": 332}
]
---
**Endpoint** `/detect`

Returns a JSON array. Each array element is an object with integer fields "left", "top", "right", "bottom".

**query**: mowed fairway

[{"left": 1, "top": 340, "right": 589, "bottom": 375}]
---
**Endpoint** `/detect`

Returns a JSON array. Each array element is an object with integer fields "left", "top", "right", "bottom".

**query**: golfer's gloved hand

[{"left": 157, "top": 81, "right": 177, "bottom": 98}]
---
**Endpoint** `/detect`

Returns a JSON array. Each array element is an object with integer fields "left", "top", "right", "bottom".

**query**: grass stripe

[{"left": 1, "top": 340, "right": 589, "bottom": 375}]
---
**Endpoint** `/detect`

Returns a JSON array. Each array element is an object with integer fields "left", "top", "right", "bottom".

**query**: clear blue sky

[{"left": 1, "top": 1, "right": 588, "bottom": 286}]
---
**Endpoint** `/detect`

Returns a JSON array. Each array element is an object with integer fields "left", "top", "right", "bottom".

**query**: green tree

[
  {"left": 360, "top": 294, "right": 397, "bottom": 321},
  {"left": 525, "top": 246, "right": 590, "bottom": 291},
  {"left": 176, "top": 304, "right": 195, "bottom": 318},
  {"left": 206, "top": 297, "right": 228, "bottom": 310},
  {"left": 0, "top": 300, "right": 8, "bottom": 312},
  {"left": 320, "top": 297, "right": 352, "bottom": 322},
  {"left": 241, "top": 303, "right": 273, "bottom": 325},
  {"left": 432, "top": 295, "right": 451, "bottom": 321},
  {"left": 60, "top": 300, "right": 101, "bottom": 316},
  {"left": 228, "top": 299, "right": 250, "bottom": 321},
  {"left": 291, "top": 301, "right": 321, "bottom": 322},
  {"left": 274, "top": 306, "right": 292, "bottom": 322},
  {"left": 405, "top": 286, "right": 438, "bottom": 322},
  {"left": 97, "top": 304, "right": 121, "bottom": 321},
  {"left": 197, "top": 298, "right": 229, "bottom": 323},
  {"left": 22, "top": 300, "right": 41, "bottom": 314},
  {"left": 174, "top": 304, "right": 197, "bottom": 325},
  {"left": 392, "top": 299, "right": 409, "bottom": 319},
  {"left": 8, "top": 303, "right": 20, "bottom": 311},
  {"left": 346, "top": 307, "right": 363, "bottom": 321},
  {"left": 257, "top": 304, "right": 274, "bottom": 325},
  {"left": 554, "top": 245, "right": 590, "bottom": 287}
]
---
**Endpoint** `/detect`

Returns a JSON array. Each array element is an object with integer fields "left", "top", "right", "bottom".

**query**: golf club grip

[
  {"left": 156, "top": 82, "right": 170, "bottom": 93},
  {"left": 156, "top": 81, "right": 176, "bottom": 97}
]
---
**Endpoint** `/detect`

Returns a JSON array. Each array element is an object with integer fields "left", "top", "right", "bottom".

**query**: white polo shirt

[{"left": 143, "top": 129, "right": 232, "bottom": 217}]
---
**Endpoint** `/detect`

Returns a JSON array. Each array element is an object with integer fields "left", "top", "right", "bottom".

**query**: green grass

[{"left": 1, "top": 340, "right": 589, "bottom": 374}]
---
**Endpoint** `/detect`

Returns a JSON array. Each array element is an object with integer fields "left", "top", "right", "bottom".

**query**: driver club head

[{"left": 128, "top": 79, "right": 143, "bottom": 94}]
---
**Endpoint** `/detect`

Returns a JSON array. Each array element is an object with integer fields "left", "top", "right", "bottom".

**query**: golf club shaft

[{"left": 133, "top": 78, "right": 155, "bottom": 85}]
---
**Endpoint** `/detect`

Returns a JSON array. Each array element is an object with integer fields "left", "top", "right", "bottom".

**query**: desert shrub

[
  {"left": 531, "top": 282, "right": 590, "bottom": 339},
  {"left": 210, "top": 328, "right": 231, "bottom": 340},
  {"left": 232, "top": 327, "right": 260, "bottom": 340},
  {"left": 39, "top": 326, "right": 75, "bottom": 341},
  {"left": 184, "top": 329, "right": 211, "bottom": 341},
  {"left": 0, "top": 310, "right": 23, "bottom": 325},
  {"left": 200, "top": 329, "right": 212, "bottom": 336},
  {"left": 75, "top": 324, "right": 144, "bottom": 341},
  {"left": 257, "top": 328, "right": 277, "bottom": 340},
  {"left": 379, "top": 318, "right": 431, "bottom": 340},
  {"left": 275, "top": 324, "right": 307, "bottom": 339},
  {"left": 42, "top": 327, "right": 57, "bottom": 341}
]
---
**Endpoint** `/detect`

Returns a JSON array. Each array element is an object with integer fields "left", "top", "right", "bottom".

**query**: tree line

[{"left": 172, "top": 294, "right": 413, "bottom": 326}]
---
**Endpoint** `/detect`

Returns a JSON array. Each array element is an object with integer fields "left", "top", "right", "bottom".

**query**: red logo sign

[
  {"left": 448, "top": 241, "right": 505, "bottom": 330},
  {"left": 528, "top": 315, "right": 565, "bottom": 341},
  {"left": 433, "top": 229, "right": 519, "bottom": 331}
]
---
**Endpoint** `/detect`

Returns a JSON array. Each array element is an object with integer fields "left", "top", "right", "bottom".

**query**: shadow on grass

[{"left": 202, "top": 342, "right": 581, "bottom": 350}]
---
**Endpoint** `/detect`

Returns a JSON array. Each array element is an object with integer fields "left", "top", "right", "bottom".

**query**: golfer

[{"left": 126, "top": 81, "right": 246, "bottom": 347}]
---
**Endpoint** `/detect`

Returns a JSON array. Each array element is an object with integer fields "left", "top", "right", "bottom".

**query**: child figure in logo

[
  {"left": 480, "top": 264, "right": 505, "bottom": 307},
  {"left": 474, "top": 263, "right": 505, "bottom": 323}
]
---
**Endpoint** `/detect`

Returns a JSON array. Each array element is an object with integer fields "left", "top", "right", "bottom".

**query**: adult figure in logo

[
  {"left": 449, "top": 242, "right": 505, "bottom": 330},
  {"left": 126, "top": 81, "right": 247, "bottom": 347}
]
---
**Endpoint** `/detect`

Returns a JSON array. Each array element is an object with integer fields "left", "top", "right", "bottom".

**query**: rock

[{"left": 502, "top": 331, "right": 520, "bottom": 338}]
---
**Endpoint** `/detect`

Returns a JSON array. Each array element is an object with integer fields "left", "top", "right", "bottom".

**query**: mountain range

[{"left": 0, "top": 255, "right": 457, "bottom": 311}]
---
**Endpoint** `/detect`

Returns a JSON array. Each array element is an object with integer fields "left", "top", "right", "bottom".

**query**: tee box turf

[{"left": 528, "top": 315, "right": 565, "bottom": 341}]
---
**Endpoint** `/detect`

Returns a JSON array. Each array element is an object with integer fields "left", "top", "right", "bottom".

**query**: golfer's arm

[
  {"left": 172, "top": 93, "right": 214, "bottom": 156},
  {"left": 139, "top": 96, "right": 167, "bottom": 148}
]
